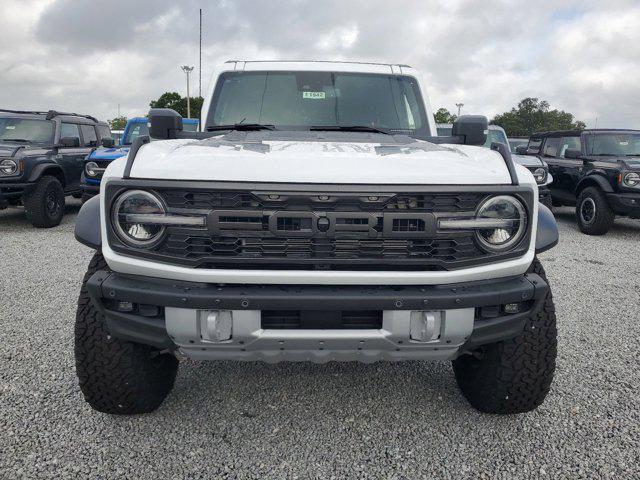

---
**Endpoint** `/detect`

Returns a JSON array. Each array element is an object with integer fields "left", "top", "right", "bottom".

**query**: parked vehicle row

[
  {"left": 0, "top": 109, "right": 112, "bottom": 227},
  {"left": 518, "top": 129, "right": 640, "bottom": 235}
]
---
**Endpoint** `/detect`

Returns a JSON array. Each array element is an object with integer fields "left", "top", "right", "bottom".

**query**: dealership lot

[{"left": 0, "top": 201, "right": 638, "bottom": 479}]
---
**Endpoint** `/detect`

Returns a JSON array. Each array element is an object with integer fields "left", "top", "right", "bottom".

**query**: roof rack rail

[
  {"left": 0, "top": 108, "right": 49, "bottom": 115},
  {"left": 0, "top": 108, "right": 99, "bottom": 123},
  {"left": 45, "top": 110, "right": 99, "bottom": 123}
]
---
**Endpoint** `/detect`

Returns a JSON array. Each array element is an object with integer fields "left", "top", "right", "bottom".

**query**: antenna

[{"left": 199, "top": 9, "right": 202, "bottom": 99}]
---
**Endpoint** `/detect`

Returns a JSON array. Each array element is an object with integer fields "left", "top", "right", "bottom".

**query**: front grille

[{"left": 107, "top": 184, "right": 532, "bottom": 271}]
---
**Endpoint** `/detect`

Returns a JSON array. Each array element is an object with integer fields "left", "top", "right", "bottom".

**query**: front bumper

[
  {"left": 86, "top": 271, "right": 549, "bottom": 363},
  {"left": 0, "top": 181, "right": 34, "bottom": 209},
  {"left": 607, "top": 192, "right": 640, "bottom": 217}
]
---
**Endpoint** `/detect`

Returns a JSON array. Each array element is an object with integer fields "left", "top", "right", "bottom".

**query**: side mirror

[
  {"left": 59, "top": 137, "right": 80, "bottom": 148},
  {"left": 515, "top": 145, "right": 528, "bottom": 155},
  {"left": 451, "top": 115, "right": 488, "bottom": 146},
  {"left": 148, "top": 108, "right": 183, "bottom": 140},
  {"left": 102, "top": 138, "right": 115, "bottom": 148},
  {"left": 564, "top": 148, "right": 581, "bottom": 159}
]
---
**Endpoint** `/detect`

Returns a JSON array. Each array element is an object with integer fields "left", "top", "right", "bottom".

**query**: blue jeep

[{"left": 80, "top": 116, "right": 198, "bottom": 201}]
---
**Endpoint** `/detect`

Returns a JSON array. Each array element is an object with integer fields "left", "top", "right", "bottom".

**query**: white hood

[{"left": 122, "top": 137, "right": 516, "bottom": 185}]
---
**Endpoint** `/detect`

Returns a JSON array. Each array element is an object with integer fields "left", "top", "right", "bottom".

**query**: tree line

[
  {"left": 108, "top": 92, "right": 204, "bottom": 130},
  {"left": 434, "top": 98, "right": 586, "bottom": 137}
]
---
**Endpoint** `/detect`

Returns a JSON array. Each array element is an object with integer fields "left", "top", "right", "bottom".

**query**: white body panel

[{"left": 128, "top": 138, "right": 513, "bottom": 185}]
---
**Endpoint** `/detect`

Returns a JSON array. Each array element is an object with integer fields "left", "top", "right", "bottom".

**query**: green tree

[
  {"left": 491, "top": 98, "right": 585, "bottom": 137},
  {"left": 109, "top": 116, "right": 127, "bottom": 130},
  {"left": 434, "top": 107, "right": 457, "bottom": 124},
  {"left": 149, "top": 92, "right": 204, "bottom": 119}
]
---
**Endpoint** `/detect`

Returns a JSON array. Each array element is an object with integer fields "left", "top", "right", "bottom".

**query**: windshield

[
  {"left": 0, "top": 117, "right": 54, "bottom": 144},
  {"left": 508, "top": 139, "right": 527, "bottom": 153},
  {"left": 483, "top": 128, "right": 508, "bottom": 148},
  {"left": 207, "top": 71, "right": 429, "bottom": 136},
  {"left": 585, "top": 133, "right": 640, "bottom": 156},
  {"left": 122, "top": 120, "right": 198, "bottom": 145}
]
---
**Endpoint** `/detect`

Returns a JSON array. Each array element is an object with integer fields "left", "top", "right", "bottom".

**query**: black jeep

[
  {"left": 0, "top": 109, "right": 112, "bottom": 227},
  {"left": 522, "top": 129, "right": 640, "bottom": 235}
]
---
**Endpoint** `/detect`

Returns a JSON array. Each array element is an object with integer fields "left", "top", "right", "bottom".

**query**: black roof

[
  {"left": 0, "top": 109, "right": 99, "bottom": 124},
  {"left": 531, "top": 128, "right": 640, "bottom": 138}
]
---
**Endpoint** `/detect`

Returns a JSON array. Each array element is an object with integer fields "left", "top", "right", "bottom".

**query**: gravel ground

[{"left": 1, "top": 200, "right": 639, "bottom": 479}]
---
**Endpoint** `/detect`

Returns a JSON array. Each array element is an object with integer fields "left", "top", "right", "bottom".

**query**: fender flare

[
  {"left": 74, "top": 195, "right": 101, "bottom": 250},
  {"left": 575, "top": 173, "right": 613, "bottom": 194},
  {"left": 535, "top": 203, "right": 559, "bottom": 254},
  {"left": 27, "top": 162, "right": 65, "bottom": 184}
]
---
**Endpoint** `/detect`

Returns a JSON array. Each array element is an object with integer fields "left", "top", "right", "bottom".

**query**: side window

[
  {"left": 80, "top": 124, "right": 98, "bottom": 147},
  {"left": 542, "top": 137, "right": 560, "bottom": 157},
  {"left": 558, "top": 136, "right": 581, "bottom": 158},
  {"left": 527, "top": 138, "right": 542, "bottom": 153},
  {"left": 97, "top": 125, "right": 112, "bottom": 140},
  {"left": 60, "top": 123, "right": 80, "bottom": 142}
]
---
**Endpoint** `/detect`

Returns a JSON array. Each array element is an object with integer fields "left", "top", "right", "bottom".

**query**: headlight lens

[
  {"left": 532, "top": 167, "right": 547, "bottom": 184},
  {"left": 112, "top": 190, "right": 166, "bottom": 247},
  {"left": 0, "top": 159, "right": 18, "bottom": 176},
  {"left": 475, "top": 195, "right": 527, "bottom": 252},
  {"left": 85, "top": 161, "right": 100, "bottom": 177},
  {"left": 622, "top": 172, "right": 640, "bottom": 188}
]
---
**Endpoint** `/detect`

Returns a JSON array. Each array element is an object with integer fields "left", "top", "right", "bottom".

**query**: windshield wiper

[
  {"left": 206, "top": 124, "right": 276, "bottom": 132},
  {"left": 2, "top": 138, "right": 30, "bottom": 143},
  {"left": 309, "top": 125, "right": 390, "bottom": 135}
]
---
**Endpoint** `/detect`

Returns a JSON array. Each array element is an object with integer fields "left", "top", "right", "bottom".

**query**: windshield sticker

[
  {"left": 303, "top": 91, "right": 326, "bottom": 100},
  {"left": 5, "top": 126, "right": 15, "bottom": 130}
]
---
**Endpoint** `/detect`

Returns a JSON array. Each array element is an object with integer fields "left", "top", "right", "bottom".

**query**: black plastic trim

[
  {"left": 74, "top": 195, "right": 102, "bottom": 249},
  {"left": 491, "top": 142, "right": 519, "bottom": 186},
  {"left": 122, "top": 135, "right": 150, "bottom": 179},
  {"left": 535, "top": 203, "right": 559, "bottom": 254},
  {"left": 86, "top": 271, "right": 548, "bottom": 349}
]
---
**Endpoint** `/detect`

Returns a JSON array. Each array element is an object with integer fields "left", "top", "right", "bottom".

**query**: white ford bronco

[{"left": 74, "top": 61, "right": 559, "bottom": 415}]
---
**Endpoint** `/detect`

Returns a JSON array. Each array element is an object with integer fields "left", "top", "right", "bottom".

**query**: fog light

[
  {"left": 116, "top": 301, "right": 134, "bottom": 312},
  {"left": 410, "top": 311, "right": 442, "bottom": 342},
  {"left": 503, "top": 303, "right": 520, "bottom": 314},
  {"left": 200, "top": 310, "right": 232, "bottom": 342}
]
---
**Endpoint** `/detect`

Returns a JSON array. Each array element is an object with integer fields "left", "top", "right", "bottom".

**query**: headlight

[
  {"left": 0, "top": 159, "right": 18, "bottom": 176},
  {"left": 532, "top": 167, "right": 547, "bottom": 184},
  {"left": 622, "top": 172, "right": 640, "bottom": 188},
  {"left": 112, "top": 190, "right": 166, "bottom": 247},
  {"left": 85, "top": 161, "right": 100, "bottom": 177},
  {"left": 475, "top": 196, "right": 528, "bottom": 252}
]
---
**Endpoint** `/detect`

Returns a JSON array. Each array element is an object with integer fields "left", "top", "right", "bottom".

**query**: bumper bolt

[
  {"left": 394, "top": 300, "right": 403, "bottom": 308},
  {"left": 241, "top": 299, "right": 249, "bottom": 308}
]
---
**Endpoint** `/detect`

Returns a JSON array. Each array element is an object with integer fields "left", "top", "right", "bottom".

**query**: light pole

[
  {"left": 181, "top": 65, "right": 194, "bottom": 118},
  {"left": 456, "top": 103, "right": 464, "bottom": 117}
]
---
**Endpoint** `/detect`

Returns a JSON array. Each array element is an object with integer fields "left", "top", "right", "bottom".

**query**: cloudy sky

[{"left": 1, "top": 0, "right": 639, "bottom": 128}]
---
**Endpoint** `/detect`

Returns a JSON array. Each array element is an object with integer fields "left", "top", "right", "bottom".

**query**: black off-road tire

[
  {"left": 452, "top": 258, "right": 557, "bottom": 414},
  {"left": 75, "top": 251, "right": 179, "bottom": 414},
  {"left": 24, "top": 175, "right": 65, "bottom": 228},
  {"left": 575, "top": 186, "right": 615, "bottom": 235}
]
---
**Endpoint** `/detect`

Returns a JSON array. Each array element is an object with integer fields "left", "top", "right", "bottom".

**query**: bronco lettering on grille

[{"left": 207, "top": 210, "right": 437, "bottom": 238}]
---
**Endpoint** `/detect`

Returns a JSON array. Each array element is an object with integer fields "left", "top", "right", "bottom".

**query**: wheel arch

[
  {"left": 575, "top": 173, "right": 613, "bottom": 195},
  {"left": 27, "top": 163, "right": 66, "bottom": 187}
]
